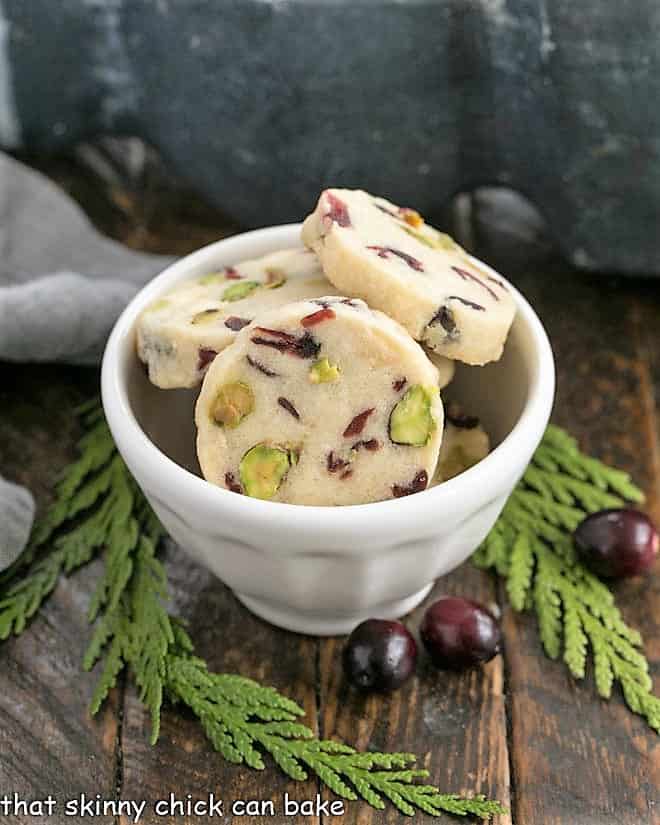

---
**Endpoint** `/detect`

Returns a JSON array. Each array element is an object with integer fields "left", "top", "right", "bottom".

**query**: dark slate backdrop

[{"left": 1, "top": 0, "right": 659, "bottom": 275}]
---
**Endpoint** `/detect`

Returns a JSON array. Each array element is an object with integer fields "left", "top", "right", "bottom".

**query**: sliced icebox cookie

[
  {"left": 424, "top": 347, "right": 455, "bottom": 391},
  {"left": 433, "top": 402, "right": 490, "bottom": 483},
  {"left": 136, "top": 248, "right": 331, "bottom": 388},
  {"left": 195, "top": 296, "right": 444, "bottom": 506},
  {"left": 301, "top": 189, "right": 516, "bottom": 365}
]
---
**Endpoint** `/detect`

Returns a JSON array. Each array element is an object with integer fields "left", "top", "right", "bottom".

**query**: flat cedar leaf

[
  {"left": 507, "top": 532, "right": 535, "bottom": 611},
  {"left": 563, "top": 596, "right": 588, "bottom": 679},
  {"left": 474, "top": 425, "right": 657, "bottom": 734},
  {"left": 89, "top": 631, "right": 126, "bottom": 715},
  {"left": 10, "top": 400, "right": 657, "bottom": 817}
]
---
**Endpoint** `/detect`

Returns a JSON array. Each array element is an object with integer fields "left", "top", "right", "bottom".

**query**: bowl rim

[{"left": 101, "top": 223, "right": 555, "bottom": 531}]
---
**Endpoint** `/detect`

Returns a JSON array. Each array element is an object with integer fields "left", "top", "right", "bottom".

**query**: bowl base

[{"left": 234, "top": 583, "right": 434, "bottom": 636}]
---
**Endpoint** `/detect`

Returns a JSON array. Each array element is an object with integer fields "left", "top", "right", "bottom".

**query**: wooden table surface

[{"left": 1, "top": 154, "right": 659, "bottom": 825}]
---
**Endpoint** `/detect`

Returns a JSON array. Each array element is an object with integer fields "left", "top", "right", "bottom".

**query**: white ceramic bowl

[{"left": 102, "top": 225, "right": 555, "bottom": 635}]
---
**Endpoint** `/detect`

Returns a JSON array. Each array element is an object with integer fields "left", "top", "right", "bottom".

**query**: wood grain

[
  {"left": 1, "top": 159, "right": 659, "bottom": 824},
  {"left": 119, "top": 542, "right": 320, "bottom": 825},
  {"left": 501, "top": 264, "right": 660, "bottom": 825},
  {"left": 0, "top": 364, "right": 119, "bottom": 825},
  {"left": 318, "top": 564, "right": 511, "bottom": 825}
]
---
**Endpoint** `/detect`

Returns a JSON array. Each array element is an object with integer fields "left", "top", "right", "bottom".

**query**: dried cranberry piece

[
  {"left": 343, "top": 408, "right": 375, "bottom": 437},
  {"left": 485, "top": 272, "right": 508, "bottom": 290},
  {"left": 451, "top": 266, "right": 499, "bottom": 301},
  {"left": 352, "top": 439, "right": 381, "bottom": 452},
  {"left": 392, "top": 470, "right": 428, "bottom": 498},
  {"left": 224, "top": 266, "right": 241, "bottom": 280},
  {"left": 393, "top": 377, "right": 407, "bottom": 392},
  {"left": 197, "top": 347, "right": 218, "bottom": 371},
  {"left": 373, "top": 202, "right": 422, "bottom": 228},
  {"left": 366, "top": 246, "right": 424, "bottom": 272},
  {"left": 246, "top": 355, "right": 278, "bottom": 377},
  {"left": 224, "top": 316, "right": 251, "bottom": 331},
  {"left": 251, "top": 327, "right": 321, "bottom": 360},
  {"left": 327, "top": 451, "right": 351, "bottom": 474},
  {"left": 278, "top": 397, "right": 300, "bottom": 420},
  {"left": 323, "top": 192, "right": 351, "bottom": 228},
  {"left": 445, "top": 402, "right": 480, "bottom": 429},
  {"left": 447, "top": 296, "right": 485, "bottom": 312},
  {"left": 429, "top": 306, "right": 458, "bottom": 337},
  {"left": 301, "top": 307, "right": 336, "bottom": 328},
  {"left": 225, "top": 472, "right": 243, "bottom": 494}
]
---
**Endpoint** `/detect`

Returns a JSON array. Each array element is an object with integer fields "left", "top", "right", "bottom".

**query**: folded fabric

[
  {"left": 0, "top": 152, "right": 174, "bottom": 568},
  {"left": 0, "top": 478, "right": 35, "bottom": 572}
]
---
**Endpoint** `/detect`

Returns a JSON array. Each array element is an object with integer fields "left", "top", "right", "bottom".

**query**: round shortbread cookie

[
  {"left": 425, "top": 348, "right": 455, "bottom": 391},
  {"left": 137, "top": 248, "right": 330, "bottom": 388},
  {"left": 301, "top": 189, "right": 516, "bottom": 365},
  {"left": 433, "top": 403, "right": 490, "bottom": 483},
  {"left": 195, "top": 296, "right": 444, "bottom": 505}
]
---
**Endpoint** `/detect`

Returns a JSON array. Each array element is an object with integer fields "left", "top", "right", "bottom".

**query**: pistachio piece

[
  {"left": 239, "top": 443, "right": 291, "bottom": 500},
  {"left": 191, "top": 308, "right": 220, "bottom": 325},
  {"left": 198, "top": 273, "right": 224, "bottom": 286},
  {"left": 264, "top": 268, "right": 287, "bottom": 288},
  {"left": 309, "top": 357, "right": 341, "bottom": 384},
  {"left": 222, "top": 280, "right": 261, "bottom": 302},
  {"left": 403, "top": 224, "right": 460, "bottom": 252},
  {"left": 211, "top": 382, "right": 255, "bottom": 428},
  {"left": 389, "top": 385, "right": 437, "bottom": 446}
]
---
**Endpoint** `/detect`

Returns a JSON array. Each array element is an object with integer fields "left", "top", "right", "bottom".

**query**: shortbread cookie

[
  {"left": 137, "top": 248, "right": 330, "bottom": 388},
  {"left": 434, "top": 403, "right": 490, "bottom": 483},
  {"left": 302, "top": 189, "right": 516, "bottom": 365},
  {"left": 425, "top": 348, "right": 455, "bottom": 391},
  {"left": 195, "top": 297, "right": 444, "bottom": 505}
]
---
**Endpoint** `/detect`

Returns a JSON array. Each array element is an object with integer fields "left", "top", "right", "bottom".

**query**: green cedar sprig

[
  {"left": 473, "top": 425, "right": 660, "bottom": 732},
  {"left": 0, "top": 404, "right": 505, "bottom": 820}
]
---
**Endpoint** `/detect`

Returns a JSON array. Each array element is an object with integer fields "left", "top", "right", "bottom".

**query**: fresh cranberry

[
  {"left": 421, "top": 597, "right": 501, "bottom": 670},
  {"left": 574, "top": 508, "right": 659, "bottom": 579},
  {"left": 343, "top": 619, "right": 417, "bottom": 692}
]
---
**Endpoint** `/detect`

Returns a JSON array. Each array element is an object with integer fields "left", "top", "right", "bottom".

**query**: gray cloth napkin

[{"left": 0, "top": 152, "right": 173, "bottom": 568}]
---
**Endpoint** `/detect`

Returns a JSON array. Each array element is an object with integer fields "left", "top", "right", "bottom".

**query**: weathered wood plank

[
  {"left": 0, "top": 364, "right": 119, "bottom": 825},
  {"left": 501, "top": 264, "right": 660, "bottom": 825},
  {"left": 119, "top": 545, "right": 320, "bottom": 825},
  {"left": 318, "top": 565, "right": 512, "bottom": 825}
]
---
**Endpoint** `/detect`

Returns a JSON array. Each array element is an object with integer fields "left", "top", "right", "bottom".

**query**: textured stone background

[{"left": 1, "top": 0, "right": 659, "bottom": 275}]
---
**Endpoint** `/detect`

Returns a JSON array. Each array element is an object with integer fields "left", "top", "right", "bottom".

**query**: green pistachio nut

[
  {"left": 264, "top": 268, "right": 287, "bottom": 289},
  {"left": 211, "top": 382, "right": 255, "bottom": 428},
  {"left": 222, "top": 280, "right": 261, "bottom": 302},
  {"left": 309, "top": 357, "right": 341, "bottom": 384},
  {"left": 389, "top": 384, "right": 437, "bottom": 446},
  {"left": 191, "top": 308, "right": 220, "bottom": 325},
  {"left": 403, "top": 224, "right": 461, "bottom": 253},
  {"left": 198, "top": 272, "right": 225, "bottom": 286},
  {"left": 239, "top": 443, "right": 291, "bottom": 500}
]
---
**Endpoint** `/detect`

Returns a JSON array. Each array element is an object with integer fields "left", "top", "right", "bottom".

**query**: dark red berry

[
  {"left": 323, "top": 192, "right": 351, "bottom": 228},
  {"left": 342, "top": 619, "right": 417, "bottom": 692},
  {"left": 197, "top": 347, "right": 217, "bottom": 371},
  {"left": 574, "top": 508, "right": 659, "bottom": 579},
  {"left": 451, "top": 266, "right": 499, "bottom": 301},
  {"left": 391, "top": 470, "right": 428, "bottom": 498},
  {"left": 366, "top": 245, "right": 424, "bottom": 272},
  {"left": 301, "top": 307, "right": 336, "bottom": 327},
  {"left": 420, "top": 597, "right": 501, "bottom": 670},
  {"left": 343, "top": 408, "right": 375, "bottom": 437}
]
